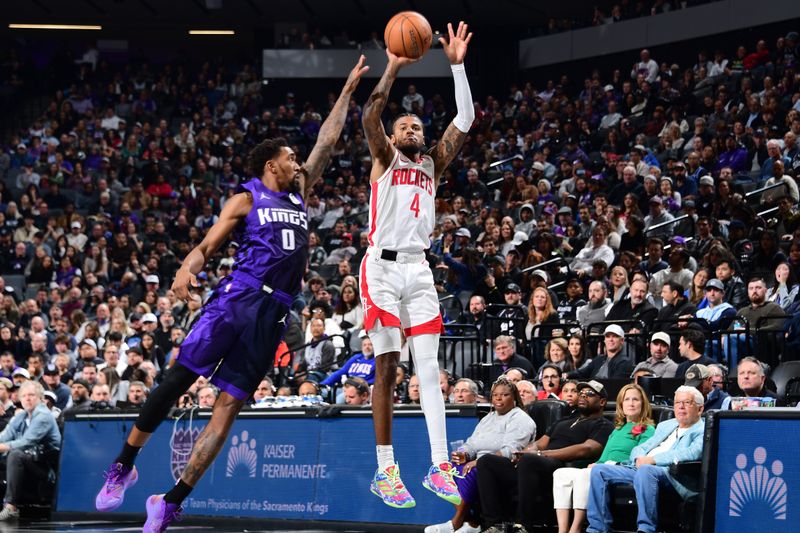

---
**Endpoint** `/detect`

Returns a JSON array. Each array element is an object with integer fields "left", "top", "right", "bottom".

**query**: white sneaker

[
  {"left": 424, "top": 520, "right": 455, "bottom": 533},
  {"left": 455, "top": 523, "right": 481, "bottom": 533},
  {"left": 0, "top": 506, "right": 19, "bottom": 522}
]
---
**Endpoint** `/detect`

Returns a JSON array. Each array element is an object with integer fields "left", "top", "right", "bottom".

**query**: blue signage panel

[
  {"left": 714, "top": 418, "right": 800, "bottom": 533},
  {"left": 57, "top": 412, "right": 477, "bottom": 525}
]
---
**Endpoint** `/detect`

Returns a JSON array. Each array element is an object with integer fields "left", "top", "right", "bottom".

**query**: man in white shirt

[
  {"left": 650, "top": 247, "right": 693, "bottom": 298},
  {"left": 66, "top": 221, "right": 88, "bottom": 251},
  {"left": 599, "top": 101, "right": 622, "bottom": 130},
  {"left": 15, "top": 164, "right": 41, "bottom": 190},
  {"left": 401, "top": 84, "right": 424, "bottom": 113},
  {"left": 631, "top": 49, "right": 658, "bottom": 83},
  {"left": 101, "top": 107, "right": 122, "bottom": 131},
  {"left": 570, "top": 227, "right": 614, "bottom": 275},
  {"left": 763, "top": 160, "right": 799, "bottom": 204}
]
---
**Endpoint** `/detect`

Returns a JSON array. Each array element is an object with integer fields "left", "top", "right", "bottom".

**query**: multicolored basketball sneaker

[
  {"left": 370, "top": 464, "right": 416, "bottom": 508},
  {"left": 95, "top": 463, "right": 138, "bottom": 511},
  {"left": 422, "top": 462, "right": 462, "bottom": 505},
  {"left": 143, "top": 494, "right": 183, "bottom": 533}
]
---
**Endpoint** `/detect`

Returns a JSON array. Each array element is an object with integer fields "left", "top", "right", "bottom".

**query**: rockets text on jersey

[{"left": 368, "top": 150, "right": 436, "bottom": 253}]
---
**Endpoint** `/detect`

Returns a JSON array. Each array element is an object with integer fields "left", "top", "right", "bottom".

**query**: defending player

[
  {"left": 361, "top": 22, "right": 474, "bottom": 508},
  {"left": 94, "top": 57, "right": 368, "bottom": 532}
]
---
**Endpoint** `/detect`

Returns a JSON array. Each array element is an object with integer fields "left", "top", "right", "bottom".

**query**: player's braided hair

[{"left": 247, "top": 137, "right": 288, "bottom": 177}]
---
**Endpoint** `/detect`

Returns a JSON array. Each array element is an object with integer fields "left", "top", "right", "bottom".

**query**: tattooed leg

[{"left": 180, "top": 391, "right": 245, "bottom": 486}]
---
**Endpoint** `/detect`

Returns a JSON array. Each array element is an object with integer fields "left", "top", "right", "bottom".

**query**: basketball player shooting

[
  {"left": 361, "top": 21, "right": 474, "bottom": 509},
  {"left": 94, "top": 57, "right": 368, "bottom": 533}
]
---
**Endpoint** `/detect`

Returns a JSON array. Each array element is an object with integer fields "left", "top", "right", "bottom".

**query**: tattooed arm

[
  {"left": 428, "top": 21, "right": 474, "bottom": 186},
  {"left": 429, "top": 123, "right": 469, "bottom": 187},
  {"left": 300, "top": 56, "right": 369, "bottom": 198},
  {"left": 363, "top": 52, "right": 417, "bottom": 182}
]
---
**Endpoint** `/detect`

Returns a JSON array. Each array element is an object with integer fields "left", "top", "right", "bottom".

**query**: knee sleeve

[
  {"left": 134, "top": 363, "right": 199, "bottom": 433},
  {"left": 370, "top": 321, "right": 401, "bottom": 356},
  {"left": 408, "top": 333, "right": 442, "bottom": 410},
  {"left": 407, "top": 333, "right": 440, "bottom": 363},
  {"left": 408, "top": 333, "right": 448, "bottom": 464}
]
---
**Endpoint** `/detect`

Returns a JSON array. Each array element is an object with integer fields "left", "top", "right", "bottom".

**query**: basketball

[{"left": 384, "top": 11, "right": 433, "bottom": 59}]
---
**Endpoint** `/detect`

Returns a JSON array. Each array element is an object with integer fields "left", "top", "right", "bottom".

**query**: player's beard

[
  {"left": 289, "top": 175, "right": 301, "bottom": 193},
  {"left": 396, "top": 138, "right": 425, "bottom": 159}
]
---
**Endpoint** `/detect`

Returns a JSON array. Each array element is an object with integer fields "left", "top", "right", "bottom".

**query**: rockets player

[
  {"left": 94, "top": 57, "right": 369, "bottom": 532},
  {"left": 361, "top": 22, "right": 474, "bottom": 510}
]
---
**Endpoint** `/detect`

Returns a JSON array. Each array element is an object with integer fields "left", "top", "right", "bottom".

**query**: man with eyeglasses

[
  {"left": 586, "top": 386, "right": 705, "bottom": 533},
  {"left": 477, "top": 380, "right": 612, "bottom": 531},
  {"left": 706, "top": 364, "right": 730, "bottom": 408},
  {"left": 537, "top": 363, "right": 563, "bottom": 400}
]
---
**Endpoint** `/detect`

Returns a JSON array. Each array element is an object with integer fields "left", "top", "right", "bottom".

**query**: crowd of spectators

[
  {"left": 0, "top": 24, "right": 797, "bottom": 402},
  {"left": 274, "top": 1, "right": 720, "bottom": 48},
  {"left": 0, "top": 20, "right": 797, "bottom": 526}
]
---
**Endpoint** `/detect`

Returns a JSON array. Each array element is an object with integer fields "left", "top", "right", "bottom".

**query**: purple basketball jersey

[{"left": 231, "top": 178, "right": 308, "bottom": 295}]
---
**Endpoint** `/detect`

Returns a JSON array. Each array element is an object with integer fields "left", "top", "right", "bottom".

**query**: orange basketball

[{"left": 384, "top": 11, "right": 433, "bottom": 59}]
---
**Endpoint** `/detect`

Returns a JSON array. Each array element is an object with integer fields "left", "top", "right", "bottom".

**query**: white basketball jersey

[{"left": 367, "top": 150, "right": 436, "bottom": 253}]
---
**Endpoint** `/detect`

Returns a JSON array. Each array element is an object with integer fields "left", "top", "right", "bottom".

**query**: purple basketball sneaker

[
  {"left": 143, "top": 494, "right": 183, "bottom": 533},
  {"left": 95, "top": 463, "right": 138, "bottom": 511}
]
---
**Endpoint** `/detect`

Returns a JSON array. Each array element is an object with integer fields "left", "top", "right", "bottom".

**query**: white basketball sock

[
  {"left": 408, "top": 333, "right": 449, "bottom": 465},
  {"left": 376, "top": 445, "right": 395, "bottom": 471}
]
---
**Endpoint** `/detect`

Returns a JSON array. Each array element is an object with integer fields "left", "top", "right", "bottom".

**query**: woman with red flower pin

[{"left": 552, "top": 383, "right": 655, "bottom": 533}]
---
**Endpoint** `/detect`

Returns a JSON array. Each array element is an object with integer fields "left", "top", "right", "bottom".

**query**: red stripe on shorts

[
  {"left": 403, "top": 314, "right": 443, "bottom": 337},
  {"left": 360, "top": 252, "right": 400, "bottom": 330}
]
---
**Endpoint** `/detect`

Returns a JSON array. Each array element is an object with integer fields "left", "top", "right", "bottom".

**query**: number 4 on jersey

[{"left": 410, "top": 193, "right": 420, "bottom": 218}]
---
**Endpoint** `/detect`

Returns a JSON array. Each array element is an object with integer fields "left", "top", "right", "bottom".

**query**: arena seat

[
  {"left": 24, "top": 283, "right": 42, "bottom": 299},
  {"left": 769, "top": 361, "right": 800, "bottom": 406},
  {"left": 607, "top": 413, "right": 705, "bottom": 532},
  {"left": 525, "top": 398, "right": 569, "bottom": 440},
  {"left": 650, "top": 404, "right": 675, "bottom": 423},
  {"left": 3, "top": 274, "right": 25, "bottom": 299},
  {"left": 608, "top": 461, "right": 701, "bottom": 533},
  {"left": 316, "top": 264, "right": 337, "bottom": 280},
  {"left": 7, "top": 449, "right": 59, "bottom": 521},
  {"left": 637, "top": 377, "right": 685, "bottom": 405},
  {"left": 3, "top": 168, "right": 21, "bottom": 192},
  {"left": 439, "top": 294, "right": 464, "bottom": 323}
]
